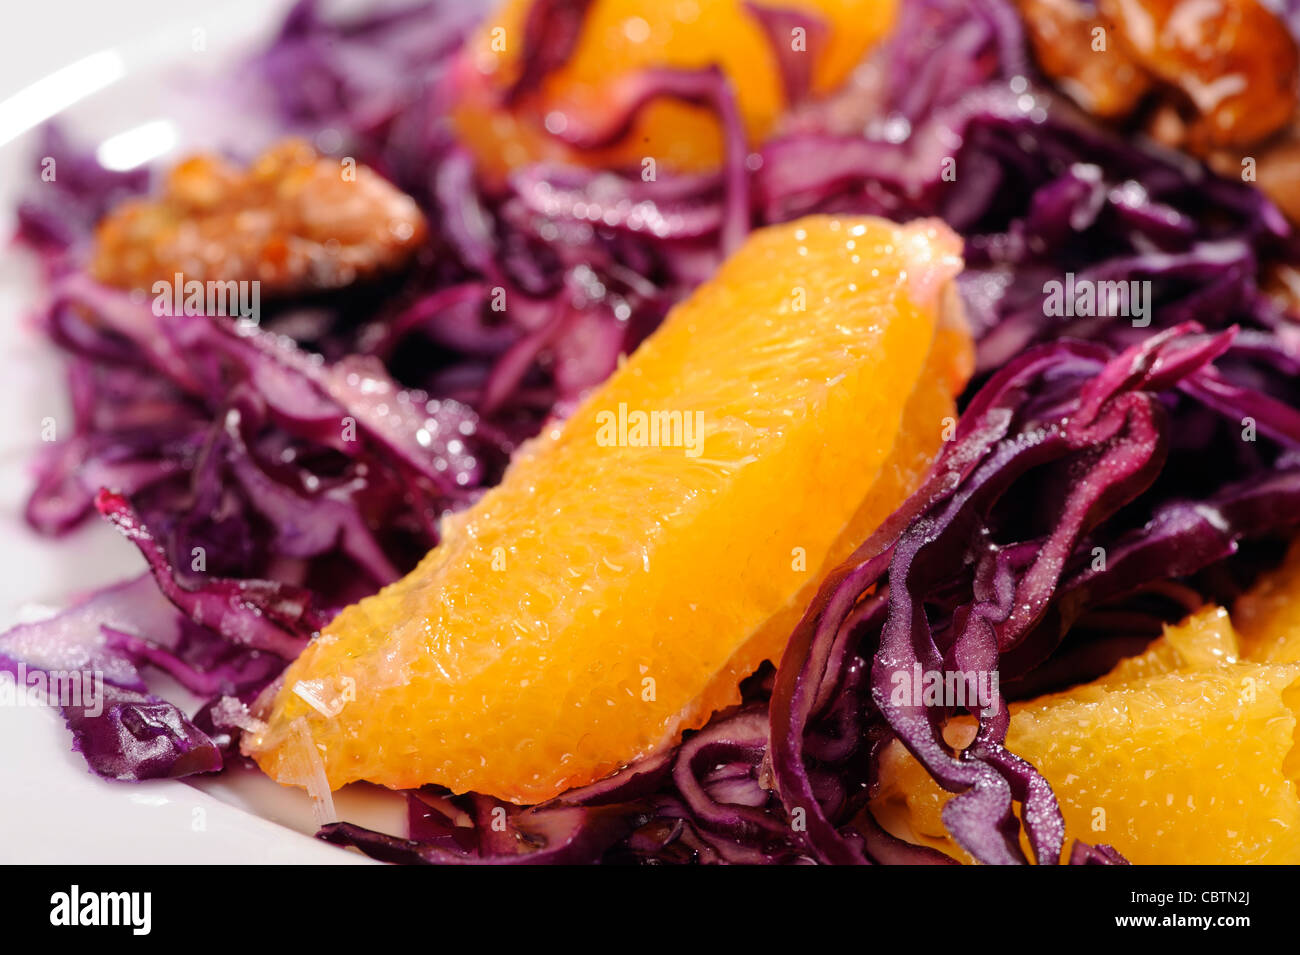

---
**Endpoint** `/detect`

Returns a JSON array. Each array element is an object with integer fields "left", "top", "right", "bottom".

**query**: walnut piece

[
  {"left": 1019, "top": 0, "right": 1152, "bottom": 118},
  {"left": 1018, "top": 0, "right": 1298, "bottom": 150},
  {"left": 1097, "top": 0, "right": 1298, "bottom": 151},
  {"left": 90, "top": 139, "right": 427, "bottom": 296}
]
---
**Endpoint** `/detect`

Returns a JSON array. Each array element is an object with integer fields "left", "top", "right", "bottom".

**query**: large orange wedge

[
  {"left": 872, "top": 605, "right": 1300, "bottom": 864},
  {"left": 245, "top": 215, "right": 972, "bottom": 803},
  {"left": 450, "top": 0, "right": 899, "bottom": 177}
]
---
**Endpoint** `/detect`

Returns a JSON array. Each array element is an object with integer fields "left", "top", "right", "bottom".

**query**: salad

[{"left": 7, "top": 0, "right": 1300, "bottom": 866}]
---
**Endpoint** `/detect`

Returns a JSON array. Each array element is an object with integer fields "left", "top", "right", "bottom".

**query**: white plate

[{"left": 0, "top": 0, "right": 438, "bottom": 865}]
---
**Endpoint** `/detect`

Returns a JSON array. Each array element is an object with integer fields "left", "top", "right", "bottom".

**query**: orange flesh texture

[
  {"left": 451, "top": 0, "right": 899, "bottom": 177},
  {"left": 246, "top": 215, "right": 971, "bottom": 803},
  {"left": 872, "top": 604, "right": 1300, "bottom": 864}
]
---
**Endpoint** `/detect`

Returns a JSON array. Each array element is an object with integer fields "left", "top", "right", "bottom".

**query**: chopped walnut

[
  {"left": 1018, "top": 0, "right": 1152, "bottom": 118},
  {"left": 1205, "top": 132, "right": 1300, "bottom": 224},
  {"left": 90, "top": 139, "right": 427, "bottom": 295},
  {"left": 1018, "top": 0, "right": 1300, "bottom": 220},
  {"left": 1264, "top": 262, "right": 1300, "bottom": 315},
  {"left": 1252, "top": 137, "right": 1300, "bottom": 223},
  {"left": 1096, "top": 0, "right": 1298, "bottom": 151},
  {"left": 1019, "top": 0, "right": 1298, "bottom": 148}
]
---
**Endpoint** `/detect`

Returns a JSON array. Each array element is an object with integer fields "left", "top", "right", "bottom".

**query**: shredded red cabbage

[{"left": 7, "top": 0, "right": 1300, "bottom": 864}]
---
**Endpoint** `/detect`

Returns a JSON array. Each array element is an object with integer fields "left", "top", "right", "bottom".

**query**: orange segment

[
  {"left": 450, "top": 0, "right": 899, "bottom": 177},
  {"left": 1097, "top": 604, "right": 1239, "bottom": 684},
  {"left": 872, "top": 606, "right": 1300, "bottom": 864},
  {"left": 245, "top": 215, "right": 971, "bottom": 803}
]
